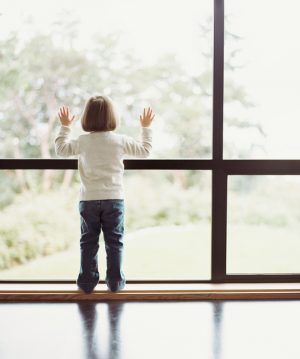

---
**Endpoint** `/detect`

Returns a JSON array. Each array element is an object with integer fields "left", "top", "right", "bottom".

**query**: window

[
  {"left": 1, "top": 0, "right": 300, "bottom": 284},
  {"left": 0, "top": 170, "right": 211, "bottom": 280},
  {"left": 224, "top": 0, "right": 300, "bottom": 159},
  {"left": 227, "top": 176, "right": 300, "bottom": 274},
  {"left": 0, "top": 0, "right": 212, "bottom": 159}
]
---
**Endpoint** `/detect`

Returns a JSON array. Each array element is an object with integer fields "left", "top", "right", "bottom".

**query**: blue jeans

[{"left": 76, "top": 199, "right": 126, "bottom": 293}]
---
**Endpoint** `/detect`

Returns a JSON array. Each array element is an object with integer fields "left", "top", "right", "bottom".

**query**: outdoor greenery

[
  {"left": 0, "top": 171, "right": 212, "bottom": 271},
  {"left": 0, "top": 11, "right": 277, "bottom": 277},
  {"left": 0, "top": 189, "right": 76, "bottom": 270},
  {"left": 2, "top": 221, "right": 300, "bottom": 279},
  {"left": 0, "top": 224, "right": 211, "bottom": 280}
]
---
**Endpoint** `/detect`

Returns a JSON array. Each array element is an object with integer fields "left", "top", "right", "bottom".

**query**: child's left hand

[{"left": 58, "top": 106, "right": 75, "bottom": 127}]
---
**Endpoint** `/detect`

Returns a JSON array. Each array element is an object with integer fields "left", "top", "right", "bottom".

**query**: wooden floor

[{"left": 0, "top": 299, "right": 300, "bottom": 358}]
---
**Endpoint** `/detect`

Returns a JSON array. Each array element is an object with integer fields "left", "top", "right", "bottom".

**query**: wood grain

[{"left": 1, "top": 287, "right": 300, "bottom": 301}]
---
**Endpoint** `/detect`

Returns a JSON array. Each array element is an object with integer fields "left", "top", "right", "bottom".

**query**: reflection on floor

[{"left": 0, "top": 300, "right": 299, "bottom": 359}]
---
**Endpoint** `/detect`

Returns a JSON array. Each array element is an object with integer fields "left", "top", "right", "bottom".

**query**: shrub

[
  {"left": 0, "top": 172, "right": 211, "bottom": 270},
  {"left": 0, "top": 187, "right": 78, "bottom": 270}
]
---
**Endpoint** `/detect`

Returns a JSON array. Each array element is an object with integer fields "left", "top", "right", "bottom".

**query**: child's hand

[
  {"left": 139, "top": 107, "right": 155, "bottom": 127},
  {"left": 58, "top": 106, "right": 75, "bottom": 127}
]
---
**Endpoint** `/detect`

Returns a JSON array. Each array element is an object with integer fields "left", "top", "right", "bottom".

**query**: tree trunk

[
  {"left": 172, "top": 170, "right": 187, "bottom": 190},
  {"left": 13, "top": 139, "right": 28, "bottom": 192},
  {"left": 40, "top": 103, "right": 58, "bottom": 192},
  {"left": 61, "top": 170, "right": 74, "bottom": 190}
]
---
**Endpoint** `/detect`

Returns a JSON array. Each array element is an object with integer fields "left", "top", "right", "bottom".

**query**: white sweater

[{"left": 55, "top": 125, "right": 152, "bottom": 200}]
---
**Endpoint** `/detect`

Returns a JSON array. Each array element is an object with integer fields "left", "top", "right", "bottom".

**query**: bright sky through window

[
  {"left": 224, "top": 0, "right": 300, "bottom": 158},
  {"left": 0, "top": 0, "right": 212, "bottom": 74},
  {"left": 2, "top": 0, "right": 300, "bottom": 158}
]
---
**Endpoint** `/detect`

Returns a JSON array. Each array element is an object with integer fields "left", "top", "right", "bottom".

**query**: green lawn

[
  {"left": 0, "top": 224, "right": 211, "bottom": 280},
  {"left": 1, "top": 222, "right": 300, "bottom": 280},
  {"left": 227, "top": 224, "right": 300, "bottom": 274}
]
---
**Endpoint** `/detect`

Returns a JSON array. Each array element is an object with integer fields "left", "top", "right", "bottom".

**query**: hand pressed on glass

[
  {"left": 58, "top": 106, "right": 75, "bottom": 127},
  {"left": 139, "top": 107, "right": 155, "bottom": 128}
]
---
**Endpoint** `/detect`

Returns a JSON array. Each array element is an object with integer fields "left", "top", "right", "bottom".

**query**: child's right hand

[
  {"left": 140, "top": 107, "right": 155, "bottom": 127},
  {"left": 58, "top": 106, "right": 75, "bottom": 127}
]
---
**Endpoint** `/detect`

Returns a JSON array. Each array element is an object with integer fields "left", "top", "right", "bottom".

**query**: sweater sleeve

[
  {"left": 123, "top": 127, "right": 153, "bottom": 158},
  {"left": 54, "top": 125, "right": 80, "bottom": 157}
]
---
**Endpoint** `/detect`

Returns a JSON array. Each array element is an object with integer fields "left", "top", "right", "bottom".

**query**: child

[{"left": 55, "top": 95, "right": 154, "bottom": 294}]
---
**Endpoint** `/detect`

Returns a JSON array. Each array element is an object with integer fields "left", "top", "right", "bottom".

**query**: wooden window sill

[{"left": 1, "top": 283, "right": 300, "bottom": 301}]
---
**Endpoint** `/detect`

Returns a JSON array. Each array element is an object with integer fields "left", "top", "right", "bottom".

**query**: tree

[{"left": 0, "top": 14, "right": 265, "bottom": 195}]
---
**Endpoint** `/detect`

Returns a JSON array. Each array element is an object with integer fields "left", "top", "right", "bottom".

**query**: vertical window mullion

[{"left": 211, "top": 0, "right": 226, "bottom": 282}]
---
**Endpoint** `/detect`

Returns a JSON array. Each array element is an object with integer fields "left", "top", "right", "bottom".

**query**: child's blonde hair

[{"left": 81, "top": 95, "right": 118, "bottom": 132}]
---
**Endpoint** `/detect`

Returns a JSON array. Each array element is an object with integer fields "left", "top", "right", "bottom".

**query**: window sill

[{"left": 1, "top": 283, "right": 300, "bottom": 301}]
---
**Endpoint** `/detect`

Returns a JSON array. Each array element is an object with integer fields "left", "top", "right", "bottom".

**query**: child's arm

[
  {"left": 123, "top": 107, "right": 154, "bottom": 158},
  {"left": 54, "top": 106, "right": 80, "bottom": 157}
]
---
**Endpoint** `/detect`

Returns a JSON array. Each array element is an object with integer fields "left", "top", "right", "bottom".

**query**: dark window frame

[{"left": 1, "top": 0, "right": 300, "bottom": 284}]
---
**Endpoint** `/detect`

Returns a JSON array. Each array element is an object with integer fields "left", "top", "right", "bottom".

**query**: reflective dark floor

[{"left": 0, "top": 300, "right": 300, "bottom": 359}]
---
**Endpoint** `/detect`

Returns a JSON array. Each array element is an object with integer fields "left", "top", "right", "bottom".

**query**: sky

[
  {"left": 0, "top": 0, "right": 212, "bottom": 158},
  {"left": 225, "top": 0, "right": 300, "bottom": 158},
  {"left": 1, "top": 0, "right": 300, "bottom": 158},
  {"left": 0, "top": 0, "right": 212, "bottom": 73}
]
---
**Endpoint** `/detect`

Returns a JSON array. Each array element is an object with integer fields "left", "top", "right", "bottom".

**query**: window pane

[
  {"left": 0, "top": 0, "right": 212, "bottom": 159},
  {"left": 0, "top": 170, "right": 211, "bottom": 280},
  {"left": 224, "top": 1, "right": 300, "bottom": 158},
  {"left": 227, "top": 175, "right": 300, "bottom": 274}
]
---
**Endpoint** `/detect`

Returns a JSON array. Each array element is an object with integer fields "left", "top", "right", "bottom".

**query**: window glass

[
  {"left": 227, "top": 175, "right": 300, "bottom": 274},
  {"left": 0, "top": 0, "right": 212, "bottom": 159},
  {"left": 224, "top": 0, "right": 300, "bottom": 158},
  {"left": 0, "top": 170, "right": 211, "bottom": 280}
]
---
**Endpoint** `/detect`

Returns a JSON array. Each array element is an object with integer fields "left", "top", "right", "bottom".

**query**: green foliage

[
  {"left": 0, "top": 14, "right": 267, "bottom": 271},
  {"left": 228, "top": 176, "right": 300, "bottom": 227},
  {"left": 0, "top": 188, "right": 78, "bottom": 270},
  {"left": 124, "top": 172, "right": 211, "bottom": 230},
  {"left": 0, "top": 172, "right": 211, "bottom": 271},
  {"left": 0, "top": 14, "right": 263, "bottom": 160}
]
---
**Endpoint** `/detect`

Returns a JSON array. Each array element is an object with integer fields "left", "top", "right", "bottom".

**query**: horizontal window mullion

[
  {"left": 4, "top": 159, "right": 300, "bottom": 172},
  {"left": 0, "top": 280, "right": 212, "bottom": 284},
  {"left": 0, "top": 159, "right": 214, "bottom": 170},
  {"left": 224, "top": 160, "right": 300, "bottom": 175},
  {"left": 225, "top": 275, "right": 300, "bottom": 283},
  {"left": 3, "top": 159, "right": 300, "bottom": 172}
]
